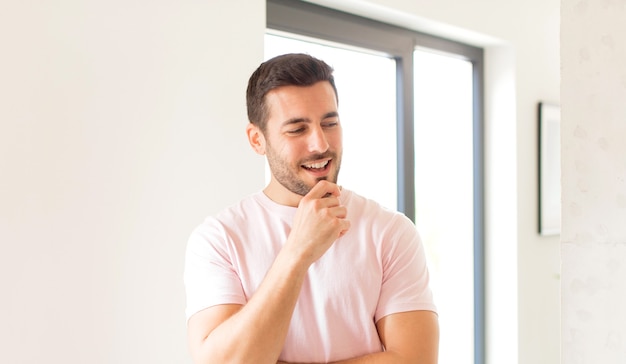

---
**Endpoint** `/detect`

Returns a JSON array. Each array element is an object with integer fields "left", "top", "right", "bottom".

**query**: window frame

[{"left": 267, "top": 1, "right": 485, "bottom": 363}]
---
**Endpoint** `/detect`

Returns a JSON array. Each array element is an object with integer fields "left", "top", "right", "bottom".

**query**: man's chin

[
  {"left": 283, "top": 182, "right": 314, "bottom": 197},
  {"left": 281, "top": 173, "right": 339, "bottom": 196}
]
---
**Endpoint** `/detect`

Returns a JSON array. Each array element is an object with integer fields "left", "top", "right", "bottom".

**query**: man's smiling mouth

[{"left": 302, "top": 159, "right": 330, "bottom": 171}]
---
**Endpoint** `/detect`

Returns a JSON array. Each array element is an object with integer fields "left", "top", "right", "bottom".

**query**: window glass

[{"left": 414, "top": 48, "right": 475, "bottom": 364}]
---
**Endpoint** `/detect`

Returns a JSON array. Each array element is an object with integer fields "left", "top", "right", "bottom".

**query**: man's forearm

[
  {"left": 277, "top": 309, "right": 439, "bottom": 364},
  {"left": 278, "top": 351, "right": 414, "bottom": 364},
  {"left": 192, "top": 250, "right": 310, "bottom": 363}
]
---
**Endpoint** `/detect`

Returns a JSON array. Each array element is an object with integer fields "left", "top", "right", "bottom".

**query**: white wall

[
  {"left": 1, "top": 0, "right": 560, "bottom": 363},
  {"left": 0, "top": 1, "right": 264, "bottom": 363},
  {"left": 561, "top": 0, "right": 626, "bottom": 362}
]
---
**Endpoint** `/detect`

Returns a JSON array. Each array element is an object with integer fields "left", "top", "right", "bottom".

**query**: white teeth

[{"left": 304, "top": 160, "right": 329, "bottom": 169}]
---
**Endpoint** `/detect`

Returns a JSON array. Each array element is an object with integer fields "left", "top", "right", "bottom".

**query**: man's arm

[
  {"left": 187, "top": 181, "right": 350, "bottom": 364},
  {"left": 368, "top": 310, "right": 439, "bottom": 364},
  {"left": 278, "top": 310, "right": 439, "bottom": 364},
  {"left": 187, "top": 249, "right": 309, "bottom": 363}
]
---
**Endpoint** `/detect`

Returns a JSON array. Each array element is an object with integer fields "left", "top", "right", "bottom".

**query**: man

[{"left": 184, "top": 53, "right": 439, "bottom": 363}]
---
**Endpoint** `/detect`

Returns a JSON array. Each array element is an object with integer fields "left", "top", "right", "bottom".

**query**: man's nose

[{"left": 308, "top": 125, "right": 329, "bottom": 153}]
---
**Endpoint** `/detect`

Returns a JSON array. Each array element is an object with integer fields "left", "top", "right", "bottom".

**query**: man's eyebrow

[
  {"left": 280, "top": 112, "right": 339, "bottom": 127},
  {"left": 281, "top": 117, "right": 309, "bottom": 127},
  {"left": 322, "top": 111, "right": 339, "bottom": 119}
]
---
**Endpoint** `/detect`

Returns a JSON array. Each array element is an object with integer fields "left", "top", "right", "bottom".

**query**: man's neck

[{"left": 262, "top": 184, "right": 303, "bottom": 207}]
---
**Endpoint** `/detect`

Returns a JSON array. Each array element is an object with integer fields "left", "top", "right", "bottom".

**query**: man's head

[
  {"left": 246, "top": 53, "right": 338, "bottom": 132},
  {"left": 245, "top": 54, "right": 343, "bottom": 206}
]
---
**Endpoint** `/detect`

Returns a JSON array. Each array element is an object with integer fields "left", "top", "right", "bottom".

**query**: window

[{"left": 267, "top": 1, "right": 484, "bottom": 363}]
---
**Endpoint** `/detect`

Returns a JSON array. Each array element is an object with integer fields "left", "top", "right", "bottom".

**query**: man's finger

[{"left": 306, "top": 180, "right": 340, "bottom": 200}]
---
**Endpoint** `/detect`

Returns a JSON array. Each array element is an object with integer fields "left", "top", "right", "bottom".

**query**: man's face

[{"left": 260, "top": 81, "right": 342, "bottom": 204}]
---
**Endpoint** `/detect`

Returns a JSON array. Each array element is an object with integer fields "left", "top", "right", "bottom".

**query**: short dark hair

[{"left": 246, "top": 53, "right": 338, "bottom": 131}]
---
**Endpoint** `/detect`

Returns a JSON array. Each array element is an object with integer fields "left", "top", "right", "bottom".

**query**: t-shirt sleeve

[
  {"left": 375, "top": 214, "right": 437, "bottom": 322},
  {"left": 183, "top": 219, "right": 246, "bottom": 322}
]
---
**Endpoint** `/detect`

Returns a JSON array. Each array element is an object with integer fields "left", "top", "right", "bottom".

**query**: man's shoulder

[
  {"left": 189, "top": 192, "right": 267, "bottom": 245},
  {"left": 343, "top": 189, "right": 406, "bottom": 219},
  {"left": 196, "top": 192, "right": 265, "bottom": 231},
  {"left": 214, "top": 192, "right": 262, "bottom": 217},
  {"left": 343, "top": 189, "right": 417, "bottom": 236}
]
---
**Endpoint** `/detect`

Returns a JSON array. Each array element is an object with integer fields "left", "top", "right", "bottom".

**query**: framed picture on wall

[{"left": 538, "top": 102, "right": 561, "bottom": 236}]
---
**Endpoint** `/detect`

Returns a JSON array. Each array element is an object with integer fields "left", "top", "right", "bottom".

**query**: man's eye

[
  {"left": 287, "top": 127, "right": 305, "bottom": 134},
  {"left": 323, "top": 121, "right": 339, "bottom": 128}
]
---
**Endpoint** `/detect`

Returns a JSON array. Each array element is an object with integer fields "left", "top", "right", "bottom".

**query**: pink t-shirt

[{"left": 184, "top": 189, "right": 436, "bottom": 363}]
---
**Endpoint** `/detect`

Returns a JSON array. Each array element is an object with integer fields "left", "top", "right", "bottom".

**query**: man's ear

[{"left": 246, "top": 123, "right": 266, "bottom": 155}]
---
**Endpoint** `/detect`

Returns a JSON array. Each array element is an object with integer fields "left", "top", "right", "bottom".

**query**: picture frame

[{"left": 538, "top": 102, "right": 561, "bottom": 236}]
